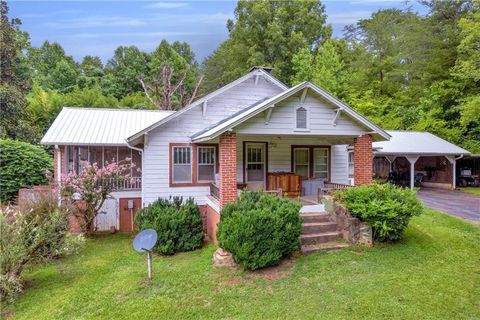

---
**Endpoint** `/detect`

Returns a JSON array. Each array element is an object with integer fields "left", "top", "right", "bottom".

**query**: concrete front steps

[{"left": 300, "top": 211, "right": 349, "bottom": 255}]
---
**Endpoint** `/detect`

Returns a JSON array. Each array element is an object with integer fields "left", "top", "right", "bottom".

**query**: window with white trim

[
  {"left": 172, "top": 146, "right": 192, "bottom": 183},
  {"left": 197, "top": 146, "right": 216, "bottom": 182},
  {"left": 295, "top": 106, "right": 308, "bottom": 129},
  {"left": 348, "top": 152, "right": 354, "bottom": 178}
]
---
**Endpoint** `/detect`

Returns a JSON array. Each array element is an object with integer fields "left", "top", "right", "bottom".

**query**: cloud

[
  {"left": 45, "top": 16, "right": 146, "bottom": 28},
  {"left": 74, "top": 31, "right": 202, "bottom": 38},
  {"left": 145, "top": 2, "right": 189, "bottom": 9},
  {"left": 327, "top": 10, "right": 372, "bottom": 24}
]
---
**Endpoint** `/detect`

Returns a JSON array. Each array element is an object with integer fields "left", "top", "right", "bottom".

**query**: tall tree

[
  {"left": 0, "top": 1, "right": 35, "bottom": 141},
  {"left": 104, "top": 46, "right": 149, "bottom": 98},
  {"left": 202, "top": 0, "right": 331, "bottom": 90}
]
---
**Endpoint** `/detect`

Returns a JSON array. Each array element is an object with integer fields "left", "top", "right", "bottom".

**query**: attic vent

[{"left": 296, "top": 106, "right": 308, "bottom": 129}]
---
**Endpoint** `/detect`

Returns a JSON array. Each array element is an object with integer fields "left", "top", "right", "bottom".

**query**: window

[
  {"left": 246, "top": 143, "right": 266, "bottom": 182},
  {"left": 172, "top": 146, "right": 192, "bottom": 183},
  {"left": 348, "top": 152, "right": 354, "bottom": 178},
  {"left": 197, "top": 146, "right": 216, "bottom": 182},
  {"left": 294, "top": 148, "right": 309, "bottom": 179},
  {"left": 292, "top": 146, "right": 329, "bottom": 180},
  {"left": 295, "top": 106, "right": 308, "bottom": 129}
]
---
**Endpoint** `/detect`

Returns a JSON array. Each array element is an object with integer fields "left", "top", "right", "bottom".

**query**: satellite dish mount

[{"left": 133, "top": 229, "right": 158, "bottom": 279}]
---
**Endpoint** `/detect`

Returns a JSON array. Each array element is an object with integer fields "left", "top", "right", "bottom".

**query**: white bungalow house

[{"left": 41, "top": 67, "right": 470, "bottom": 234}]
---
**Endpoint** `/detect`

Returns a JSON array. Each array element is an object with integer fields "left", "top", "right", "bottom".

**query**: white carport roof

[
  {"left": 41, "top": 107, "right": 174, "bottom": 146},
  {"left": 373, "top": 131, "right": 470, "bottom": 156}
]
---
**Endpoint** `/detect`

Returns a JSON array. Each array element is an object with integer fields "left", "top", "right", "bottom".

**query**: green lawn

[
  {"left": 5, "top": 209, "right": 480, "bottom": 320},
  {"left": 458, "top": 187, "right": 480, "bottom": 196}
]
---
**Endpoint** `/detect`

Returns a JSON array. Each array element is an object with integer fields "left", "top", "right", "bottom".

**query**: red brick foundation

[
  {"left": 353, "top": 134, "right": 373, "bottom": 186},
  {"left": 206, "top": 204, "right": 221, "bottom": 243},
  {"left": 219, "top": 132, "right": 237, "bottom": 208}
]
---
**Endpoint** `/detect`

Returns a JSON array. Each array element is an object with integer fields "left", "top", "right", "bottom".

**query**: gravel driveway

[{"left": 417, "top": 188, "right": 480, "bottom": 221}]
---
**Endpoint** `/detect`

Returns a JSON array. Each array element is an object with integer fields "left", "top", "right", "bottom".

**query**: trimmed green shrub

[
  {"left": 334, "top": 183, "right": 423, "bottom": 242},
  {"left": 0, "top": 196, "right": 84, "bottom": 302},
  {"left": 0, "top": 139, "right": 53, "bottom": 202},
  {"left": 217, "top": 191, "right": 302, "bottom": 270},
  {"left": 134, "top": 197, "right": 203, "bottom": 255}
]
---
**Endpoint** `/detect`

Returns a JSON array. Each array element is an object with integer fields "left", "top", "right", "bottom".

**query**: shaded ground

[
  {"left": 417, "top": 188, "right": 480, "bottom": 221},
  {"left": 4, "top": 209, "right": 480, "bottom": 320}
]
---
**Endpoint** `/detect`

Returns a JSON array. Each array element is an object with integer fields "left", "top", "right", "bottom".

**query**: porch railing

[
  {"left": 210, "top": 183, "right": 220, "bottom": 200},
  {"left": 109, "top": 177, "right": 142, "bottom": 191}
]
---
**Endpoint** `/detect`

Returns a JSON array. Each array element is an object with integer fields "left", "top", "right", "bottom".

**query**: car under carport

[{"left": 372, "top": 131, "right": 471, "bottom": 190}]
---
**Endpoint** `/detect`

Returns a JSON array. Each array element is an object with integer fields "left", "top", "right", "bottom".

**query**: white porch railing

[{"left": 109, "top": 177, "right": 142, "bottom": 191}]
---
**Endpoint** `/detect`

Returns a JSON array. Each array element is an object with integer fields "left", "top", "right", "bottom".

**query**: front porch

[{"left": 208, "top": 132, "right": 374, "bottom": 209}]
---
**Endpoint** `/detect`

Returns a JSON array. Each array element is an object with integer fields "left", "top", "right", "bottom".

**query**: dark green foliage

[
  {"left": 135, "top": 197, "right": 203, "bottom": 255},
  {"left": 0, "top": 195, "right": 84, "bottom": 302},
  {"left": 217, "top": 191, "right": 302, "bottom": 270},
  {"left": 334, "top": 184, "right": 424, "bottom": 242},
  {"left": 0, "top": 139, "right": 53, "bottom": 202}
]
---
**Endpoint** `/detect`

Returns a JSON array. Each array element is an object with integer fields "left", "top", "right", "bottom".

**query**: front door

[
  {"left": 245, "top": 143, "right": 266, "bottom": 190},
  {"left": 119, "top": 198, "right": 141, "bottom": 232}
]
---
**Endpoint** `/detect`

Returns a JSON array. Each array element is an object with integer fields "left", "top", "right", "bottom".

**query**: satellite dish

[
  {"left": 133, "top": 229, "right": 158, "bottom": 252},
  {"left": 133, "top": 229, "right": 158, "bottom": 279}
]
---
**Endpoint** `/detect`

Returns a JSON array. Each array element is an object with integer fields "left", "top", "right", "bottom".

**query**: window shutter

[{"left": 296, "top": 107, "right": 307, "bottom": 129}]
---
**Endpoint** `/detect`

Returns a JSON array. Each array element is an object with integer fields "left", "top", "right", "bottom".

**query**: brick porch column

[
  {"left": 219, "top": 132, "right": 237, "bottom": 208},
  {"left": 353, "top": 134, "right": 373, "bottom": 186}
]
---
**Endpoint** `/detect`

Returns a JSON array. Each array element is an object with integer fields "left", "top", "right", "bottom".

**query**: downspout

[
  {"left": 55, "top": 144, "right": 62, "bottom": 206},
  {"left": 127, "top": 144, "right": 144, "bottom": 208}
]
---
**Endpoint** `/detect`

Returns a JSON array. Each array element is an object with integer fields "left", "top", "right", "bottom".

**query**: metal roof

[
  {"left": 41, "top": 107, "right": 174, "bottom": 146},
  {"left": 373, "top": 131, "right": 470, "bottom": 155},
  {"left": 190, "top": 81, "right": 391, "bottom": 142}
]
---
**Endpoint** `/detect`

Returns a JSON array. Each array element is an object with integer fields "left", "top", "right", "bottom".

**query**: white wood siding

[
  {"left": 142, "top": 76, "right": 283, "bottom": 205},
  {"left": 236, "top": 94, "right": 367, "bottom": 136},
  {"left": 330, "top": 145, "right": 349, "bottom": 185}
]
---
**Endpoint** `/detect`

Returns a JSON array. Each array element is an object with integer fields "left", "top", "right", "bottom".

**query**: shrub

[
  {"left": 0, "top": 196, "right": 84, "bottom": 302},
  {"left": 217, "top": 191, "right": 302, "bottom": 270},
  {"left": 134, "top": 197, "right": 203, "bottom": 255},
  {"left": 334, "top": 183, "right": 423, "bottom": 242},
  {"left": 0, "top": 139, "right": 53, "bottom": 202}
]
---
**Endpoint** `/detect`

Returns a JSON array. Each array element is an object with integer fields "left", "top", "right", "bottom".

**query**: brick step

[
  {"left": 301, "top": 231, "right": 342, "bottom": 245},
  {"left": 301, "top": 242, "right": 350, "bottom": 255},
  {"left": 302, "top": 222, "right": 339, "bottom": 234},
  {"left": 300, "top": 212, "right": 331, "bottom": 223}
]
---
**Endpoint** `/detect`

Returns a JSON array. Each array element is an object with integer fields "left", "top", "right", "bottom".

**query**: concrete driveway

[{"left": 417, "top": 188, "right": 480, "bottom": 221}]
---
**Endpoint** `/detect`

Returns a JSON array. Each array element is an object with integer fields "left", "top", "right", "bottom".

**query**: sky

[{"left": 9, "top": 0, "right": 427, "bottom": 64}]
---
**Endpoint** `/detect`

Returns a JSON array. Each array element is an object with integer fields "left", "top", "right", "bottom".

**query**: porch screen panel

[
  {"left": 132, "top": 149, "right": 142, "bottom": 177},
  {"left": 104, "top": 147, "right": 117, "bottom": 164},
  {"left": 198, "top": 146, "right": 216, "bottom": 182},
  {"left": 173, "top": 147, "right": 192, "bottom": 183},
  {"left": 77, "top": 146, "right": 89, "bottom": 173},
  {"left": 313, "top": 148, "right": 328, "bottom": 179},
  {"left": 294, "top": 148, "right": 309, "bottom": 179},
  {"left": 90, "top": 147, "right": 103, "bottom": 168},
  {"left": 246, "top": 145, "right": 265, "bottom": 182}
]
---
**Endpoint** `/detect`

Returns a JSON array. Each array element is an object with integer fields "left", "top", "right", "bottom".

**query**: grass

[
  {"left": 5, "top": 209, "right": 480, "bottom": 320},
  {"left": 458, "top": 187, "right": 480, "bottom": 196}
]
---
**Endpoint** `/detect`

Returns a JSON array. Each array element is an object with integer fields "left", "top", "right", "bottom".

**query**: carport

[{"left": 373, "top": 131, "right": 470, "bottom": 190}]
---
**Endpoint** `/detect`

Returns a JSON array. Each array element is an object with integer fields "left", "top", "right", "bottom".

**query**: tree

[
  {"left": 0, "top": 1, "right": 34, "bottom": 142},
  {"left": 291, "top": 39, "right": 350, "bottom": 98},
  {"left": 202, "top": 0, "right": 331, "bottom": 90},
  {"left": 104, "top": 46, "right": 149, "bottom": 98},
  {"left": 62, "top": 159, "right": 136, "bottom": 234},
  {"left": 140, "top": 40, "right": 203, "bottom": 110},
  {"left": 77, "top": 55, "right": 104, "bottom": 89}
]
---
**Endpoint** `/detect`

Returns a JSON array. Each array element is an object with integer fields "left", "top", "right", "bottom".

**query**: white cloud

[
  {"left": 327, "top": 10, "right": 372, "bottom": 24},
  {"left": 145, "top": 2, "right": 189, "bottom": 9},
  {"left": 74, "top": 31, "right": 202, "bottom": 38},
  {"left": 45, "top": 16, "right": 147, "bottom": 28}
]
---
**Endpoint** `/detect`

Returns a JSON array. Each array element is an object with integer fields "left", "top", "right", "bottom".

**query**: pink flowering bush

[{"left": 62, "top": 158, "right": 137, "bottom": 234}]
